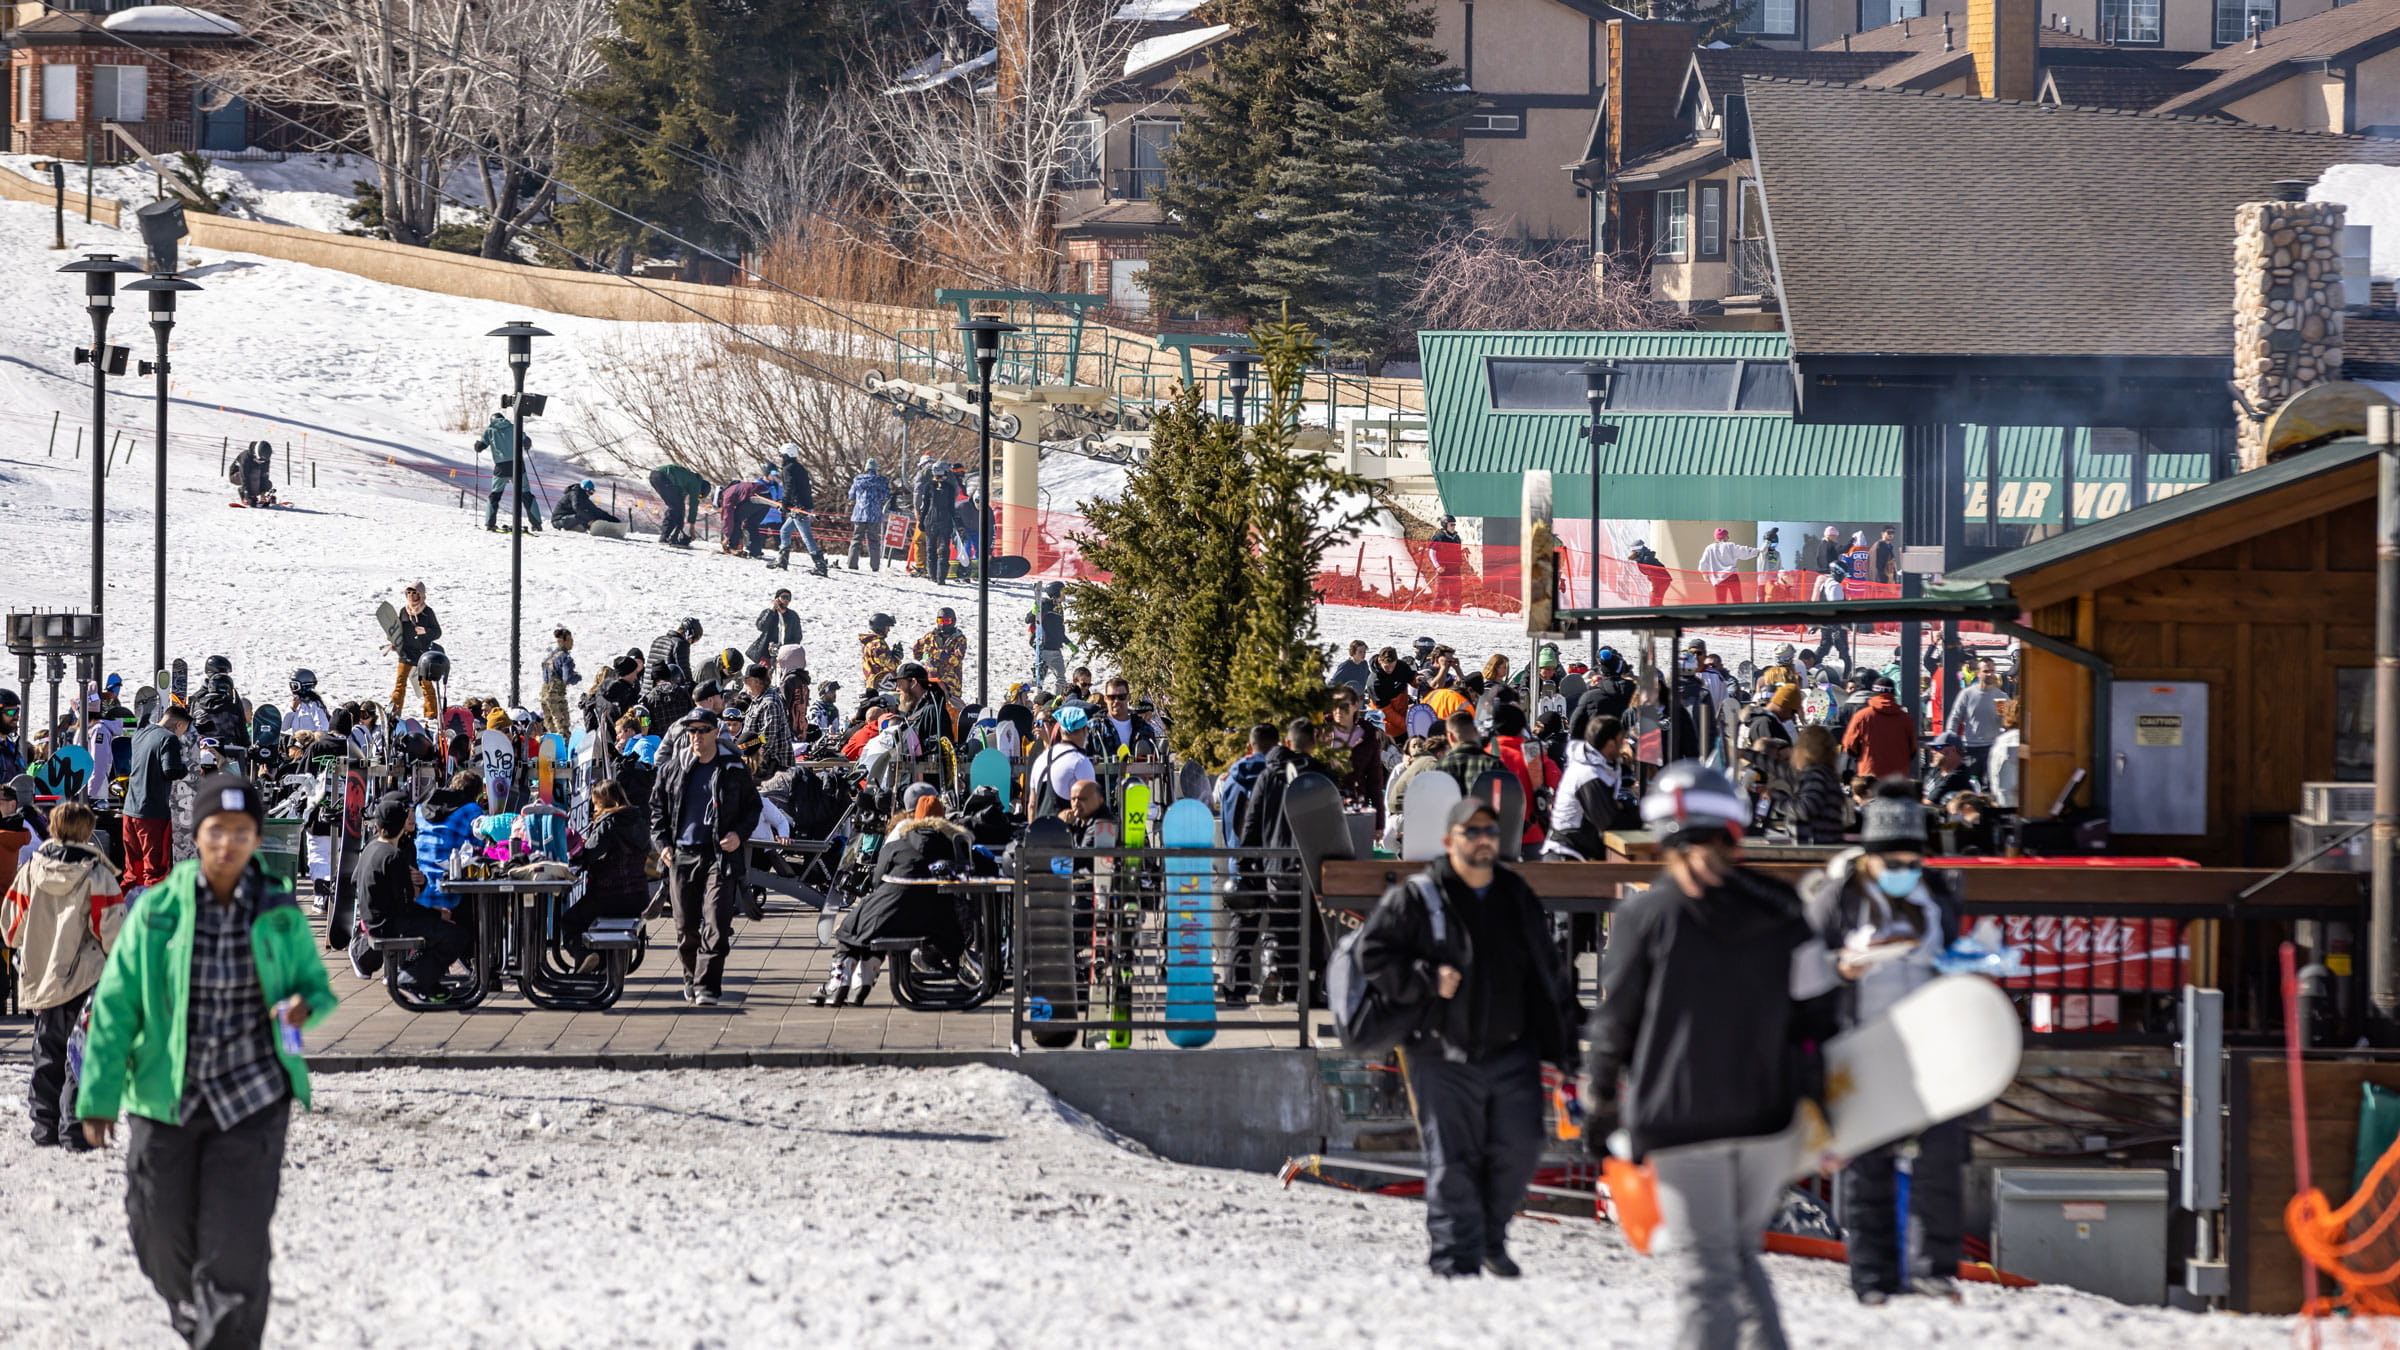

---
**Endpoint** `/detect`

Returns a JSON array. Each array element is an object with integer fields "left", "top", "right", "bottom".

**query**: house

[
  {"left": 6, "top": 4, "right": 251, "bottom": 158},
  {"left": 2142, "top": 0, "right": 2400, "bottom": 131},
  {"left": 1735, "top": 0, "right": 2341, "bottom": 52}
]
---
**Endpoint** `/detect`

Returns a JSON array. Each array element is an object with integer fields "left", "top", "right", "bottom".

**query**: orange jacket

[{"left": 1840, "top": 693, "right": 1918, "bottom": 780}]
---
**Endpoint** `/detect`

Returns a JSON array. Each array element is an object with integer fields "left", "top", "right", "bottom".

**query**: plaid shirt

[{"left": 180, "top": 869, "right": 287, "bottom": 1129}]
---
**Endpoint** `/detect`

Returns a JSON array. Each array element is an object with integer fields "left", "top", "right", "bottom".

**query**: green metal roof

[
  {"left": 1947, "top": 438, "right": 2377, "bottom": 583},
  {"left": 1553, "top": 583, "right": 2020, "bottom": 634}
]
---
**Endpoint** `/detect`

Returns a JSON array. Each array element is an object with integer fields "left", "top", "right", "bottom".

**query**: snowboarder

[
  {"left": 1026, "top": 581, "right": 1073, "bottom": 693},
  {"left": 771, "top": 446, "right": 828, "bottom": 575},
  {"left": 551, "top": 479, "right": 618, "bottom": 533},
  {"left": 859, "top": 613, "right": 901, "bottom": 693},
  {"left": 912, "top": 609, "right": 967, "bottom": 696},
  {"left": 646, "top": 462, "right": 709, "bottom": 548},
  {"left": 385, "top": 582, "right": 444, "bottom": 719},
  {"left": 541, "top": 629, "right": 577, "bottom": 734},
  {"left": 284, "top": 670, "right": 331, "bottom": 735},
  {"left": 915, "top": 457, "right": 957, "bottom": 584},
  {"left": 846, "top": 458, "right": 892, "bottom": 571},
  {"left": 747, "top": 589, "right": 804, "bottom": 664},
  {"left": 228, "top": 440, "right": 276, "bottom": 507},
  {"left": 190, "top": 657, "right": 248, "bottom": 756},
  {"left": 1582, "top": 762, "right": 1839, "bottom": 1350},
  {"left": 475, "top": 412, "right": 542, "bottom": 534}
]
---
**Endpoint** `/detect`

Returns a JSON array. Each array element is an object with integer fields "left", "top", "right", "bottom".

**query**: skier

[
  {"left": 1026, "top": 581, "right": 1073, "bottom": 693},
  {"left": 747, "top": 589, "right": 804, "bottom": 664},
  {"left": 541, "top": 629, "right": 578, "bottom": 734},
  {"left": 385, "top": 581, "right": 444, "bottom": 719},
  {"left": 475, "top": 412, "right": 542, "bottom": 534},
  {"left": 758, "top": 447, "right": 824, "bottom": 574},
  {"left": 550, "top": 479, "right": 618, "bottom": 533},
  {"left": 228, "top": 440, "right": 275, "bottom": 507},
  {"left": 1582, "top": 762, "right": 1839, "bottom": 1350},
  {"left": 284, "top": 670, "right": 331, "bottom": 735},
  {"left": 859, "top": 613, "right": 901, "bottom": 694},
  {"left": 646, "top": 462, "right": 709, "bottom": 548},
  {"left": 846, "top": 458, "right": 892, "bottom": 571},
  {"left": 915, "top": 456, "right": 957, "bottom": 584},
  {"left": 912, "top": 608, "right": 967, "bottom": 696},
  {"left": 1798, "top": 782, "right": 1968, "bottom": 1305}
]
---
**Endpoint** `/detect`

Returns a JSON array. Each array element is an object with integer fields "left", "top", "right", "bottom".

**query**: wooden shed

[{"left": 1947, "top": 439, "right": 2377, "bottom": 866}]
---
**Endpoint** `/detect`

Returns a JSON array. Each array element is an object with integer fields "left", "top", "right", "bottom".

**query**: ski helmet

[
  {"left": 718, "top": 648, "right": 744, "bottom": 680},
  {"left": 289, "top": 668, "right": 317, "bottom": 694},
  {"left": 680, "top": 617, "right": 703, "bottom": 639},
  {"left": 1044, "top": 581, "right": 1065, "bottom": 597},
  {"left": 1639, "top": 761, "right": 1746, "bottom": 845},
  {"left": 869, "top": 613, "right": 895, "bottom": 635},
  {"left": 1413, "top": 636, "right": 1436, "bottom": 655},
  {"left": 418, "top": 646, "right": 451, "bottom": 684},
  {"left": 938, "top": 606, "right": 956, "bottom": 624},
  {"left": 204, "top": 654, "right": 232, "bottom": 675},
  {"left": 0, "top": 688, "right": 19, "bottom": 710},
  {"left": 579, "top": 478, "right": 595, "bottom": 492},
  {"left": 780, "top": 442, "right": 802, "bottom": 461}
]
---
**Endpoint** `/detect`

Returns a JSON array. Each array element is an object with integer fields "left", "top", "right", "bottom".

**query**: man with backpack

[{"left": 1351, "top": 795, "right": 1582, "bottom": 1278}]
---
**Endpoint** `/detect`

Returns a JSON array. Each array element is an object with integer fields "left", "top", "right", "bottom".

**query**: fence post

[
  {"left": 46, "top": 410, "right": 58, "bottom": 457},
  {"left": 219, "top": 437, "right": 228, "bottom": 476},
  {"left": 73, "top": 427, "right": 81, "bottom": 459}
]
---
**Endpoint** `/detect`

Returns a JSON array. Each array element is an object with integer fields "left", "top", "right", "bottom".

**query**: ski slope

[
  {"left": 0, "top": 195, "right": 1525, "bottom": 705},
  {"left": 0, "top": 1064, "right": 2302, "bottom": 1348}
]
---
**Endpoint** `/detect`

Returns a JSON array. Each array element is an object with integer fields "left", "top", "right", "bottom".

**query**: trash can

[
  {"left": 1990, "top": 1167, "right": 2168, "bottom": 1305},
  {"left": 258, "top": 815, "right": 304, "bottom": 892}
]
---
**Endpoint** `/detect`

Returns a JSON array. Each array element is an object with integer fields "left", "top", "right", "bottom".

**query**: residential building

[{"left": 6, "top": 4, "right": 252, "bottom": 158}]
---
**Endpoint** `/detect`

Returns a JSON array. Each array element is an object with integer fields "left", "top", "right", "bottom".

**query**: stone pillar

[{"left": 2234, "top": 199, "right": 2347, "bottom": 470}]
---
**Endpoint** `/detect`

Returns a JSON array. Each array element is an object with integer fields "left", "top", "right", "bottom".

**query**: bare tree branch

[{"left": 1408, "top": 229, "right": 1690, "bottom": 333}]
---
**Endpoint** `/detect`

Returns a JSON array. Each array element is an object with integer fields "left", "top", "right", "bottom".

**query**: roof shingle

[{"left": 2154, "top": 0, "right": 2400, "bottom": 113}]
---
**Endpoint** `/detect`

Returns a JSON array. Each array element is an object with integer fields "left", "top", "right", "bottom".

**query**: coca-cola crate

[
  {"left": 2301, "top": 781, "right": 2375, "bottom": 823},
  {"left": 2292, "top": 816, "right": 2371, "bottom": 872}
]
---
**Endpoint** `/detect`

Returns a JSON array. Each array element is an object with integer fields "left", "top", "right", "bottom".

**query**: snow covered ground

[{"left": 0, "top": 1063, "right": 2300, "bottom": 1348}]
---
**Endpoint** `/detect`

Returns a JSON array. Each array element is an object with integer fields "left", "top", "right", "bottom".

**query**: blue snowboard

[
  {"left": 969, "top": 745, "right": 1014, "bottom": 808},
  {"left": 1161, "top": 798, "right": 1217, "bottom": 1048}
]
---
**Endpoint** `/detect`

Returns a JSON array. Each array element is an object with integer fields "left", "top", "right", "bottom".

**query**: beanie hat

[
  {"left": 1715, "top": 527, "right": 1730, "bottom": 540},
  {"left": 1860, "top": 780, "right": 1929, "bottom": 851},
  {"left": 912, "top": 795, "right": 947, "bottom": 821},
  {"left": 191, "top": 773, "right": 264, "bottom": 829},
  {"left": 1056, "top": 705, "right": 1091, "bottom": 732},
  {"left": 484, "top": 709, "right": 510, "bottom": 730}
]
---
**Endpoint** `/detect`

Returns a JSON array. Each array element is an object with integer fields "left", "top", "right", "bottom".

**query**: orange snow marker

[{"left": 1600, "top": 1157, "right": 1662, "bottom": 1254}]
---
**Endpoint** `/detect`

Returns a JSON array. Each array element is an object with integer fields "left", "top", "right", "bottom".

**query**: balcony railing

[
  {"left": 1731, "top": 237, "right": 1775, "bottom": 295},
  {"left": 1110, "top": 166, "right": 1166, "bottom": 201}
]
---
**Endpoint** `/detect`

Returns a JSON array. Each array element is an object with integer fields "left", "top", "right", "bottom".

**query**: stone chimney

[
  {"left": 2232, "top": 193, "right": 2347, "bottom": 469},
  {"left": 1968, "top": 0, "right": 2039, "bottom": 101}
]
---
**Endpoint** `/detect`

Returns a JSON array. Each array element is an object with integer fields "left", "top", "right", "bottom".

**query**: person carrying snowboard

[
  {"left": 912, "top": 609, "right": 967, "bottom": 696},
  {"left": 846, "top": 458, "right": 892, "bottom": 571},
  {"left": 551, "top": 479, "right": 618, "bottom": 533},
  {"left": 385, "top": 582, "right": 444, "bottom": 718},
  {"left": 1582, "top": 761, "right": 1839, "bottom": 1350},
  {"left": 646, "top": 462, "right": 709, "bottom": 548},
  {"left": 475, "top": 412, "right": 542, "bottom": 534},
  {"left": 771, "top": 445, "right": 829, "bottom": 574},
  {"left": 227, "top": 440, "right": 275, "bottom": 507},
  {"left": 1797, "top": 780, "right": 1968, "bottom": 1305}
]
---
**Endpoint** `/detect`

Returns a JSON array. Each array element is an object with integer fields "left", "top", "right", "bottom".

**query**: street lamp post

[
  {"left": 486, "top": 320, "right": 552, "bottom": 706},
  {"left": 61, "top": 253, "right": 141, "bottom": 623},
  {"left": 126, "top": 202, "right": 200, "bottom": 681},
  {"left": 1579, "top": 361, "right": 1622, "bottom": 672},
  {"left": 1211, "top": 348, "right": 1262, "bottom": 427},
  {"left": 956, "top": 316, "right": 1021, "bottom": 711}
]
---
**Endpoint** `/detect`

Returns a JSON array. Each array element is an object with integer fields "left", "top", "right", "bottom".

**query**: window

[
  {"left": 1464, "top": 112, "right": 1522, "bottom": 133},
  {"left": 1858, "top": 0, "right": 1924, "bottom": 26},
  {"left": 1120, "top": 119, "right": 1177, "bottom": 199},
  {"left": 1482, "top": 357, "right": 1795, "bottom": 412},
  {"left": 41, "top": 64, "right": 74, "bottom": 122},
  {"left": 92, "top": 64, "right": 145, "bottom": 122},
  {"left": 15, "top": 68, "right": 27, "bottom": 125},
  {"left": 1736, "top": 0, "right": 1796, "bottom": 36},
  {"left": 1061, "top": 115, "right": 1102, "bottom": 186},
  {"left": 1656, "top": 187, "right": 1687, "bottom": 259},
  {"left": 2214, "top": 0, "right": 2274, "bottom": 44},
  {"left": 2100, "top": 0, "right": 2161, "bottom": 43},
  {"left": 1697, "top": 182, "right": 1724, "bottom": 259}
]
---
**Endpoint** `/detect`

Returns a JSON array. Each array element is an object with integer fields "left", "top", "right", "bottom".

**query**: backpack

[{"left": 1328, "top": 873, "right": 1451, "bottom": 1058}]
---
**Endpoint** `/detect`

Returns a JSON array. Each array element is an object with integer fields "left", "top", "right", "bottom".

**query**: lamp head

[
  {"left": 125, "top": 273, "right": 202, "bottom": 316},
  {"left": 1210, "top": 347, "right": 1262, "bottom": 392},
  {"left": 954, "top": 315, "right": 1020, "bottom": 366},
  {"left": 487, "top": 319, "right": 553, "bottom": 368},
  {"left": 61, "top": 252, "right": 142, "bottom": 307},
  {"left": 1579, "top": 359, "right": 1621, "bottom": 407}
]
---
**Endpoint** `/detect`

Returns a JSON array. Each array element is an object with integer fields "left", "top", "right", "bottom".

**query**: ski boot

[
  {"left": 773, "top": 544, "right": 791, "bottom": 571},
  {"left": 848, "top": 956, "right": 881, "bottom": 1006},
  {"left": 817, "top": 954, "right": 855, "bottom": 1006},
  {"left": 812, "top": 553, "right": 829, "bottom": 577}
]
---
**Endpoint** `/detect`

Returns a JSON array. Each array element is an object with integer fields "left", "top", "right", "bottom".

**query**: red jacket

[
  {"left": 1494, "top": 735, "right": 1549, "bottom": 846},
  {"left": 1840, "top": 693, "right": 1918, "bottom": 780}
]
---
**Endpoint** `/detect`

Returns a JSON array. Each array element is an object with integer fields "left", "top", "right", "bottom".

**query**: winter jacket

[
  {"left": 1798, "top": 850, "right": 1962, "bottom": 1027},
  {"left": 77, "top": 859, "right": 337, "bottom": 1125},
  {"left": 1949, "top": 682, "right": 2002, "bottom": 747},
  {"left": 570, "top": 808, "right": 651, "bottom": 915},
  {"left": 1329, "top": 658, "right": 1373, "bottom": 694},
  {"left": 745, "top": 690, "right": 795, "bottom": 770},
  {"left": 542, "top": 645, "right": 578, "bottom": 690},
  {"left": 123, "top": 722, "right": 189, "bottom": 820},
  {"left": 1369, "top": 663, "right": 1412, "bottom": 708},
  {"left": 1493, "top": 735, "right": 1547, "bottom": 847},
  {"left": 749, "top": 607, "right": 805, "bottom": 663},
  {"left": 1353, "top": 856, "right": 1582, "bottom": 1065},
  {"left": 475, "top": 414, "right": 519, "bottom": 466},
  {"left": 648, "top": 748, "right": 763, "bottom": 854},
  {"left": 229, "top": 441, "right": 274, "bottom": 496},
  {"left": 1789, "top": 764, "right": 1848, "bottom": 844},
  {"left": 1238, "top": 745, "right": 1318, "bottom": 848},
  {"left": 392, "top": 603, "right": 443, "bottom": 664},
  {"left": 2, "top": 838, "right": 122, "bottom": 1008},
  {"left": 646, "top": 629, "right": 694, "bottom": 693},
  {"left": 1090, "top": 711, "right": 1162, "bottom": 760},
  {"left": 1839, "top": 693, "right": 1918, "bottom": 779},
  {"left": 838, "top": 814, "right": 976, "bottom": 953},
  {"left": 915, "top": 466, "right": 958, "bottom": 529},
  {"left": 718, "top": 479, "right": 765, "bottom": 535},
  {"left": 912, "top": 626, "right": 968, "bottom": 693},
  {"left": 1436, "top": 744, "right": 1503, "bottom": 795},
  {"left": 1218, "top": 752, "right": 1268, "bottom": 839},
  {"left": 1544, "top": 740, "right": 1621, "bottom": 860},
  {"left": 412, "top": 789, "right": 486, "bottom": 911},
  {"left": 1322, "top": 719, "right": 1385, "bottom": 817},
  {"left": 778, "top": 458, "right": 816, "bottom": 513},
  {"left": 354, "top": 837, "right": 418, "bottom": 937},
  {"left": 859, "top": 632, "right": 901, "bottom": 691},
  {"left": 191, "top": 676, "right": 248, "bottom": 751},
  {"left": 849, "top": 471, "right": 892, "bottom": 522},
  {"left": 653, "top": 463, "right": 708, "bottom": 500},
  {"left": 1585, "top": 865, "right": 1837, "bottom": 1158}
]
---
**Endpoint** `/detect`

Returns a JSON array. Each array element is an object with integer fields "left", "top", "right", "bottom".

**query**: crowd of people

[{"left": 629, "top": 445, "right": 998, "bottom": 584}]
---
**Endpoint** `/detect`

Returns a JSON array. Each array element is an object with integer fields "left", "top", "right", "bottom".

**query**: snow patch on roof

[
  {"left": 967, "top": 0, "right": 999, "bottom": 28},
  {"left": 2316, "top": 164, "right": 2400, "bottom": 280},
  {"left": 1114, "top": 0, "right": 1210, "bottom": 19},
  {"left": 888, "top": 48, "right": 998, "bottom": 95},
  {"left": 1123, "top": 24, "right": 1230, "bottom": 77},
  {"left": 102, "top": 5, "right": 243, "bottom": 36}
]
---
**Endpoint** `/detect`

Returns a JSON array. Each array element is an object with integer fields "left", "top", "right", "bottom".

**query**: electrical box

[
  {"left": 1992, "top": 1168, "right": 2169, "bottom": 1305},
  {"left": 2110, "top": 681, "right": 2208, "bottom": 834}
]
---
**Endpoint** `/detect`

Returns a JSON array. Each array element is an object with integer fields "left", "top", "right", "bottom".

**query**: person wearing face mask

[{"left": 1796, "top": 778, "right": 1966, "bottom": 1306}]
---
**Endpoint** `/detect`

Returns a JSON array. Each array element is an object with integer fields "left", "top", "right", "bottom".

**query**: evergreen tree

[
  {"left": 1071, "top": 319, "right": 1374, "bottom": 767},
  {"left": 1245, "top": 0, "right": 1481, "bottom": 368},
  {"left": 1138, "top": 0, "right": 1318, "bottom": 323}
]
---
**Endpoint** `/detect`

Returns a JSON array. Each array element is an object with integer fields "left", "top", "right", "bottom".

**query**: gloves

[{"left": 1581, "top": 1086, "right": 1621, "bottom": 1156}]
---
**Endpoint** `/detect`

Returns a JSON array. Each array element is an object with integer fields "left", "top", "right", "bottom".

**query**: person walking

[
  {"left": 915, "top": 457, "right": 959, "bottom": 584},
  {"left": 1355, "top": 795, "right": 1582, "bottom": 1277},
  {"left": 1798, "top": 784, "right": 1967, "bottom": 1304},
  {"left": 122, "top": 705, "right": 192, "bottom": 890},
  {"left": 648, "top": 709, "right": 761, "bottom": 1006},
  {"left": 76, "top": 773, "right": 336, "bottom": 1350},
  {"left": 1582, "top": 762, "right": 1838, "bottom": 1350},
  {"left": 772, "top": 445, "right": 829, "bottom": 575},
  {"left": 846, "top": 458, "right": 893, "bottom": 571},
  {"left": 1026, "top": 581, "right": 1073, "bottom": 693},
  {"left": 748, "top": 589, "right": 805, "bottom": 665},
  {"left": 540, "top": 629, "right": 578, "bottom": 736},
  {"left": 647, "top": 462, "right": 710, "bottom": 548},
  {"left": 1698, "top": 528, "right": 1761, "bottom": 605},
  {"left": 385, "top": 581, "right": 443, "bottom": 719},
  {"left": 476, "top": 412, "right": 542, "bottom": 534},
  {"left": 1948, "top": 657, "right": 2004, "bottom": 782},
  {"left": 1839, "top": 678, "right": 1917, "bottom": 780},
  {"left": 6, "top": 799, "right": 123, "bottom": 1147}
]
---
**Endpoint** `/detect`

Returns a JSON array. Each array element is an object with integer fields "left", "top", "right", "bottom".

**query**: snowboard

[
  {"left": 170, "top": 658, "right": 187, "bottom": 704},
  {"left": 536, "top": 733, "right": 566, "bottom": 806},
  {"left": 1176, "top": 760, "right": 1209, "bottom": 806},
  {"left": 1161, "top": 798, "right": 1217, "bottom": 1048},
  {"left": 441, "top": 706, "right": 473, "bottom": 744},
  {"left": 328, "top": 761, "right": 368, "bottom": 950},
  {"left": 1470, "top": 769, "right": 1526, "bottom": 862},
  {"left": 477, "top": 727, "right": 517, "bottom": 810},
  {"left": 1121, "top": 759, "right": 1151, "bottom": 848},
  {"left": 1279, "top": 770, "right": 1352, "bottom": 895},
  {"left": 969, "top": 746, "right": 1014, "bottom": 808},
  {"left": 987, "top": 555, "right": 1034, "bottom": 581},
  {"left": 1405, "top": 702, "right": 1436, "bottom": 739},
  {"left": 1399, "top": 770, "right": 1463, "bottom": 861},
  {"left": 134, "top": 685, "right": 158, "bottom": 728},
  {"left": 375, "top": 600, "right": 404, "bottom": 652},
  {"left": 1092, "top": 818, "right": 1131, "bottom": 1049},
  {"left": 250, "top": 704, "right": 282, "bottom": 759},
  {"left": 1020, "top": 815, "right": 1080, "bottom": 1049},
  {"left": 34, "top": 746, "right": 91, "bottom": 799}
]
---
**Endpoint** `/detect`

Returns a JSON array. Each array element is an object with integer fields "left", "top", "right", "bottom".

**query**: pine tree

[
  {"left": 1245, "top": 0, "right": 1481, "bottom": 368},
  {"left": 1070, "top": 319, "right": 1374, "bottom": 767},
  {"left": 1138, "top": 0, "right": 1318, "bottom": 322}
]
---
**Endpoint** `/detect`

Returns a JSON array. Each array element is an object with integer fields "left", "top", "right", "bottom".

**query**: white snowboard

[
  {"left": 1400, "top": 770, "right": 1463, "bottom": 861},
  {"left": 1777, "top": 973, "right": 2022, "bottom": 1180},
  {"left": 477, "top": 728, "right": 518, "bottom": 810}
]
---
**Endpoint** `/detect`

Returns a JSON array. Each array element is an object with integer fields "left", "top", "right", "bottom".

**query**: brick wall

[{"left": 8, "top": 47, "right": 192, "bottom": 159}]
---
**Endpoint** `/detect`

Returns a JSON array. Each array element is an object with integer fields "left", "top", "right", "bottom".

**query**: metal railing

[
  {"left": 1111, "top": 167, "right": 1167, "bottom": 200},
  {"left": 1011, "top": 843, "right": 1312, "bottom": 1050}
]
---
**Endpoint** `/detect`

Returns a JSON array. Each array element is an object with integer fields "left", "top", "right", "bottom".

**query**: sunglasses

[{"left": 1456, "top": 825, "right": 1501, "bottom": 840}]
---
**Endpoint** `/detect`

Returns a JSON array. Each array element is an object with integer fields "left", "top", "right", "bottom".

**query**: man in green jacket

[
  {"left": 648, "top": 461, "right": 711, "bottom": 548},
  {"left": 477, "top": 411, "right": 543, "bottom": 533},
  {"left": 78, "top": 773, "right": 335, "bottom": 1350}
]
